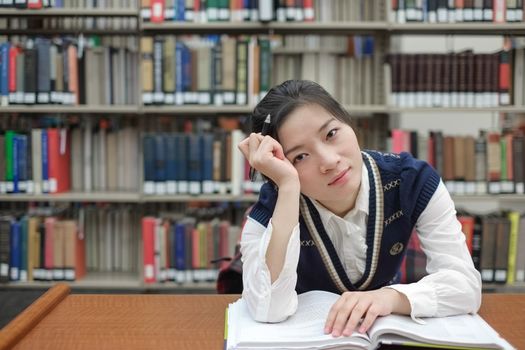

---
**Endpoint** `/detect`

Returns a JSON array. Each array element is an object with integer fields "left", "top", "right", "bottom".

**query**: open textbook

[{"left": 225, "top": 290, "right": 514, "bottom": 350}]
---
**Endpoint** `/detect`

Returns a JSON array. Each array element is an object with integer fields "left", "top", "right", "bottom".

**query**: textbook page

[
  {"left": 368, "top": 313, "right": 514, "bottom": 350},
  {"left": 227, "top": 290, "right": 371, "bottom": 350}
]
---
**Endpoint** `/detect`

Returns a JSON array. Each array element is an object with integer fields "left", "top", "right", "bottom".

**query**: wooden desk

[{"left": 0, "top": 284, "right": 523, "bottom": 350}]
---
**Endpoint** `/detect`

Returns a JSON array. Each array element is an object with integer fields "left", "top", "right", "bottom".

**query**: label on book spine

[
  {"left": 143, "top": 181, "right": 155, "bottom": 195},
  {"left": 1, "top": 263, "right": 9, "bottom": 277},
  {"left": 142, "top": 92, "right": 153, "bottom": 105},
  {"left": 141, "top": 8, "right": 152, "bottom": 19},
  {"left": 189, "top": 181, "right": 201, "bottom": 195},
  {"left": 516, "top": 183, "right": 524, "bottom": 194},
  {"left": 178, "top": 181, "right": 188, "bottom": 194},
  {"left": 155, "top": 182, "right": 167, "bottom": 195},
  {"left": 10, "top": 267, "right": 19, "bottom": 280},
  {"left": 0, "top": 182, "right": 6, "bottom": 193},
  {"left": 49, "top": 178, "right": 57, "bottom": 193},
  {"left": 202, "top": 180, "right": 214, "bottom": 194},
  {"left": 37, "top": 93, "right": 50, "bottom": 104},
  {"left": 166, "top": 181, "right": 177, "bottom": 194}
]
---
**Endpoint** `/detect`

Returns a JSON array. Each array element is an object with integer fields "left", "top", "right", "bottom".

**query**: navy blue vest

[{"left": 249, "top": 150, "right": 440, "bottom": 295}]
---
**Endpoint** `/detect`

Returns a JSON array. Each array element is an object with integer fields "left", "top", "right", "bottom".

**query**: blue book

[
  {"left": 201, "top": 133, "right": 214, "bottom": 193},
  {"left": 16, "top": 134, "right": 28, "bottom": 193},
  {"left": 154, "top": 134, "right": 167, "bottom": 195},
  {"left": 12, "top": 134, "right": 19, "bottom": 194},
  {"left": 187, "top": 133, "right": 202, "bottom": 195},
  {"left": 19, "top": 216, "right": 28, "bottom": 282},
  {"left": 143, "top": 134, "right": 156, "bottom": 195},
  {"left": 175, "top": 133, "right": 188, "bottom": 193},
  {"left": 182, "top": 44, "right": 192, "bottom": 103},
  {"left": 175, "top": 0, "right": 185, "bottom": 21},
  {"left": 41, "top": 130, "right": 49, "bottom": 193},
  {"left": 174, "top": 222, "right": 186, "bottom": 279},
  {"left": 165, "top": 134, "right": 177, "bottom": 194},
  {"left": 9, "top": 220, "right": 21, "bottom": 281},
  {"left": 0, "top": 42, "right": 9, "bottom": 106}
]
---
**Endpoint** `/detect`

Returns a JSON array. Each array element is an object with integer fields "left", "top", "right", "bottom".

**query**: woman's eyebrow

[{"left": 284, "top": 119, "right": 335, "bottom": 157}]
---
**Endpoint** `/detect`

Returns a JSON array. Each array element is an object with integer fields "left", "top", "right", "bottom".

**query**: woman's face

[{"left": 278, "top": 104, "right": 363, "bottom": 216}]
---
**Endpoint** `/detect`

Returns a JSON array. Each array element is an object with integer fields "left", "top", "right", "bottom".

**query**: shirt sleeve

[
  {"left": 239, "top": 216, "right": 301, "bottom": 322},
  {"left": 388, "top": 181, "right": 482, "bottom": 320}
]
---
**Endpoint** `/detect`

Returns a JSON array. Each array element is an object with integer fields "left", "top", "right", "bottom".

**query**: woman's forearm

[{"left": 265, "top": 181, "right": 301, "bottom": 283}]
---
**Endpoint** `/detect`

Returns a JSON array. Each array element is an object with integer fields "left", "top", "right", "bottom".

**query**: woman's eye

[
  {"left": 293, "top": 153, "right": 308, "bottom": 164},
  {"left": 327, "top": 128, "right": 338, "bottom": 139}
]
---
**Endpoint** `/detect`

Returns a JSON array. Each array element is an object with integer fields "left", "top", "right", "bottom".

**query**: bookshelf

[{"left": 0, "top": 0, "right": 524, "bottom": 293}]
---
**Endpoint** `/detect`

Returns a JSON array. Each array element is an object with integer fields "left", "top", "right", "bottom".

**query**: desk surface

[{"left": 0, "top": 285, "right": 523, "bottom": 350}]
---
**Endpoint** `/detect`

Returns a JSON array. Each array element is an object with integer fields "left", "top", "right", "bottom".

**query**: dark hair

[{"left": 251, "top": 80, "right": 352, "bottom": 141}]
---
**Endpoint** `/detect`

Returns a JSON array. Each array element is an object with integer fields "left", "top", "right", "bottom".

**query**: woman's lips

[{"left": 328, "top": 168, "right": 350, "bottom": 186}]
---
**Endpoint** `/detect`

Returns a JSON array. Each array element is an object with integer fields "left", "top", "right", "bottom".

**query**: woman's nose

[{"left": 319, "top": 151, "right": 340, "bottom": 173}]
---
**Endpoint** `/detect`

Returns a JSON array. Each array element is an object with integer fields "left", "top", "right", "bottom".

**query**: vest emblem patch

[{"left": 390, "top": 242, "right": 404, "bottom": 255}]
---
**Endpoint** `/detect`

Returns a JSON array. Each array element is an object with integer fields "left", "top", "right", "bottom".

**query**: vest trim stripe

[{"left": 358, "top": 152, "right": 385, "bottom": 290}]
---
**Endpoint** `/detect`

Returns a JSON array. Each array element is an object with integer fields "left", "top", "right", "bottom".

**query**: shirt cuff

[{"left": 386, "top": 283, "right": 438, "bottom": 324}]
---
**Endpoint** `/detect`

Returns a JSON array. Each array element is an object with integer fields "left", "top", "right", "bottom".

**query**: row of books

[
  {"left": 0, "top": 120, "right": 139, "bottom": 194},
  {"left": 142, "top": 128, "right": 261, "bottom": 196},
  {"left": 142, "top": 215, "right": 241, "bottom": 283},
  {"left": 141, "top": 0, "right": 383, "bottom": 23},
  {"left": 0, "top": 215, "right": 86, "bottom": 283},
  {"left": 389, "top": 129, "right": 525, "bottom": 195},
  {"left": 0, "top": 16, "right": 139, "bottom": 32},
  {"left": 141, "top": 0, "right": 315, "bottom": 23},
  {"left": 387, "top": 51, "right": 511, "bottom": 108},
  {"left": 392, "top": 0, "right": 525, "bottom": 23},
  {"left": 0, "top": 36, "right": 139, "bottom": 106},
  {"left": 0, "top": 0, "right": 139, "bottom": 9},
  {"left": 141, "top": 35, "right": 271, "bottom": 106},
  {"left": 0, "top": 202, "right": 244, "bottom": 284},
  {"left": 403, "top": 211, "right": 525, "bottom": 285},
  {"left": 273, "top": 35, "right": 385, "bottom": 106}
]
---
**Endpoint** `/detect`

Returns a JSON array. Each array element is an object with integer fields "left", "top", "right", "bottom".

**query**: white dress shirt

[{"left": 240, "top": 165, "right": 482, "bottom": 323}]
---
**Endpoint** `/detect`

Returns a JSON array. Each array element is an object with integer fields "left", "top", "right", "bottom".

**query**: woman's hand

[
  {"left": 238, "top": 133, "right": 299, "bottom": 188},
  {"left": 324, "top": 288, "right": 411, "bottom": 337}
]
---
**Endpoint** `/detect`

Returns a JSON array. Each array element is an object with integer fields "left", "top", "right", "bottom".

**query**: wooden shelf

[
  {"left": 388, "top": 106, "right": 525, "bottom": 113},
  {"left": 0, "top": 8, "right": 138, "bottom": 17},
  {"left": 0, "top": 272, "right": 217, "bottom": 292},
  {"left": 0, "top": 28, "right": 139, "bottom": 35},
  {"left": 142, "top": 105, "right": 253, "bottom": 114},
  {"left": 452, "top": 194, "right": 525, "bottom": 203},
  {"left": 142, "top": 194, "right": 259, "bottom": 202},
  {"left": 5, "top": 104, "right": 525, "bottom": 115},
  {"left": 390, "top": 22, "right": 525, "bottom": 35},
  {"left": 0, "top": 192, "right": 521, "bottom": 203},
  {"left": 142, "top": 21, "right": 389, "bottom": 34},
  {"left": 141, "top": 21, "right": 271, "bottom": 33},
  {"left": 0, "top": 192, "right": 141, "bottom": 203},
  {"left": 0, "top": 105, "right": 140, "bottom": 114}
]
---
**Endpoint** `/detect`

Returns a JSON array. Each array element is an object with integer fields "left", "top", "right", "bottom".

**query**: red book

[
  {"left": 498, "top": 50, "right": 511, "bottom": 105},
  {"left": 303, "top": 0, "right": 314, "bottom": 21},
  {"left": 142, "top": 217, "right": 157, "bottom": 283},
  {"left": 8, "top": 46, "right": 18, "bottom": 94},
  {"left": 27, "top": 0, "right": 43, "bottom": 9},
  {"left": 47, "top": 128, "right": 71, "bottom": 194},
  {"left": 458, "top": 215, "right": 475, "bottom": 253},
  {"left": 75, "top": 223, "right": 86, "bottom": 280},
  {"left": 151, "top": 0, "right": 165, "bottom": 23}
]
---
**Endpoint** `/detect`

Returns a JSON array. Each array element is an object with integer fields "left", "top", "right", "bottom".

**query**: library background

[{"left": 0, "top": 0, "right": 524, "bottom": 327}]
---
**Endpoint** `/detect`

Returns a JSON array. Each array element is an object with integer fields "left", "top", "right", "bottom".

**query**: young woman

[{"left": 237, "top": 80, "right": 481, "bottom": 337}]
